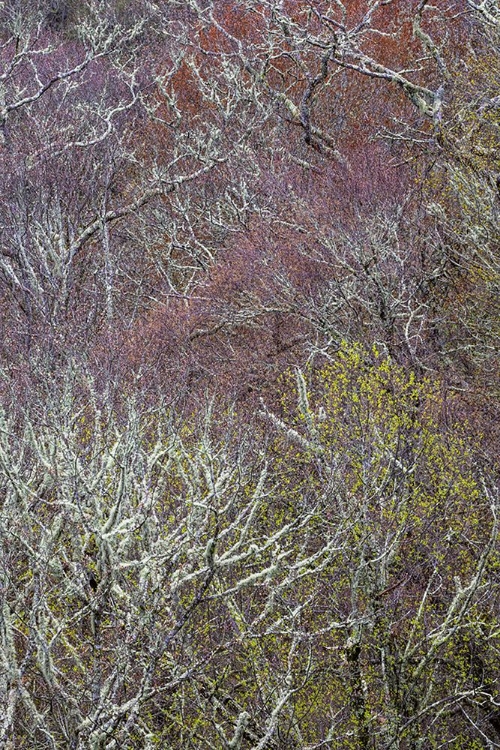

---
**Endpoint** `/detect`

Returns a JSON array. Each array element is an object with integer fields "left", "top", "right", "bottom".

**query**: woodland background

[{"left": 0, "top": 0, "right": 500, "bottom": 747}]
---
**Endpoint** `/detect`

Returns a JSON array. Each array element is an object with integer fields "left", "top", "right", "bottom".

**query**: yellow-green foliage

[
  {"left": 259, "top": 342, "right": 497, "bottom": 747},
  {"left": 3, "top": 347, "right": 497, "bottom": 749},
  {"left": 278, "top": 342, "right": 479, "bottom": 522}
]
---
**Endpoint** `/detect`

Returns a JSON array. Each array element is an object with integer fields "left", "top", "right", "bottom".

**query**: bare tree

[
  {"left": 1, "top": 343, "right": 498, "bottom": 748},
  {"left": 0, "top": 364, "right": 348, "bottom": 748}
]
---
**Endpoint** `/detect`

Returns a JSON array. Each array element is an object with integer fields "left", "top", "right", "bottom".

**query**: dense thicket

[{"left": 0, "top": 1, "right": 499, "bottom": 748}]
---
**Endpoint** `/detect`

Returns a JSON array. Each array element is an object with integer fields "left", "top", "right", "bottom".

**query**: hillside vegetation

[{"left": 0, "top": 2, "right": 499, "bottom": 748}]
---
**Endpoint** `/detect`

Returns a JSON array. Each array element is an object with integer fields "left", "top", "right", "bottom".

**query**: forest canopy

[{"left": 0, "top": 1, "right": 499, "bottom": 748}]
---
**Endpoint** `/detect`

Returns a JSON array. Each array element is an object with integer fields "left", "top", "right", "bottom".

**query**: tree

[
  {"left": 0, "top": 365, "right": 345, "bottom": 748},
  {"left": 0, "top": 0, "right": 273, "bottom": 382},
  {"left": 0, "top": 2, "right": 499, "bottom": 747},
  {"left": 1, "top": 344, "right": 498, "bottom": 748},
  {"left": 261, "top": 343, "right": 500, "bottom": 748}
]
